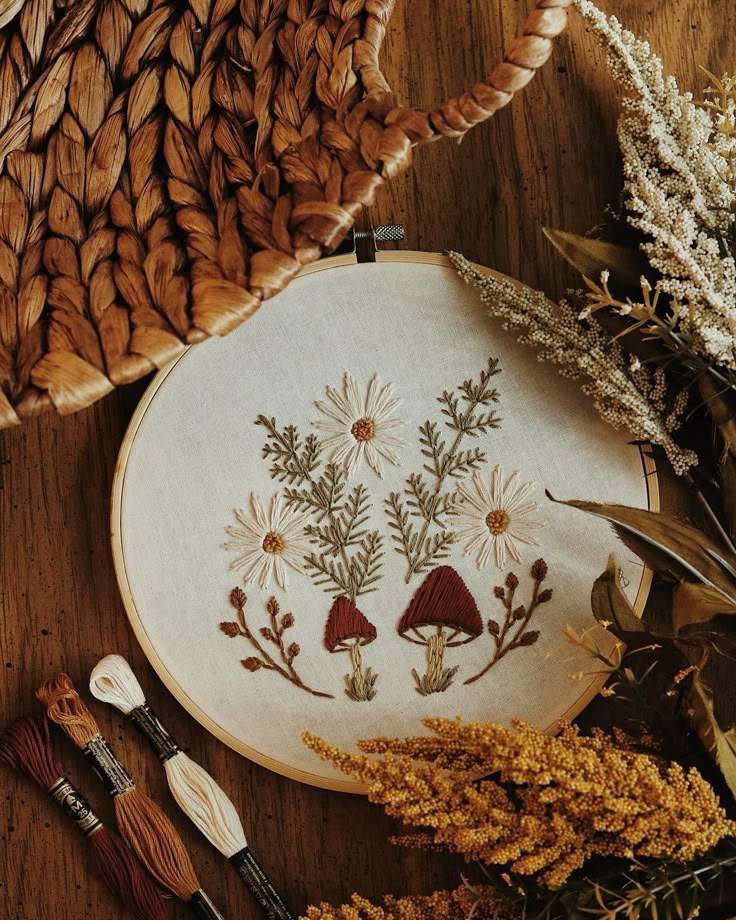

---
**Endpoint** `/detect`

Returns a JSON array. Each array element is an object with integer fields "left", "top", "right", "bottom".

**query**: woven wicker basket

[{"left": 0, "top": 0, "right": 571, "bottom": 427}]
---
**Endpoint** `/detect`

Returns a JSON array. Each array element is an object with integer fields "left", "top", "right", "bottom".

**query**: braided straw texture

[{"left": 0, "top": 0, "right": 571, "bottom": 426}]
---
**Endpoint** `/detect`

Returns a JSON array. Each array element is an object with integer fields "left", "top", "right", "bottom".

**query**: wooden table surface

[{"left": 1, "top": 2, "right": 731, "bottom": 918}]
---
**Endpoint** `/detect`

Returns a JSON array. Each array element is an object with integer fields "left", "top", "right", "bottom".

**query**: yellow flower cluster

[
  {"left": 302, "top": 890, "right": 462, "bottom": 919},
  {"left": 303, "top": 719, "right": 736, "bottom": 889}
]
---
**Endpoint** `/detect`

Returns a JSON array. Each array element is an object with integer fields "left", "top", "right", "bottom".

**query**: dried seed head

[
  {"left": 220, "top": 621, "right": 239, "bottom": 638},
  {"left": 266, "top": 597, "right": 280, "bottom": 616},
  {"left": 538, "top": 588, "right": 553, "bottom": 604},
  {"left": 288, "top": 642, "right": 300, "bottom": 658},
  {"left": 242, "top": 657, "right": 263, "bottom": 672},
  {"left": 260, "top": 627, "right": 275, "bottom": 640},
  {"left": 488, "top": 619, "right": 500, "bottom": 636},
  {"left": 494, "top": 586, "right": 506, "bottom": 599},
  {"left": 512, "top": 606, "right": 526, "bottom": 621},
  {"left": 505, "top": 572, "right": 519, "bottom": 590},
  {"left": 281, "top": 612, "right": 295, "bottom": 629}
]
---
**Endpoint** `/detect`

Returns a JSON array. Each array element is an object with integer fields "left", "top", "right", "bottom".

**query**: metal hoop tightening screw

[{"left": 353, "top": 224, "right": 406, "bottom": 250}]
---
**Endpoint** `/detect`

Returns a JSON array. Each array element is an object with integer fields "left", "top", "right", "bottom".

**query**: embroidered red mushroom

[
  {"left": 325, "top": 597, "right": 379, "bottom": 702},
  {"left": 398, "top": 566, "right": 483, "bottom": 695}
]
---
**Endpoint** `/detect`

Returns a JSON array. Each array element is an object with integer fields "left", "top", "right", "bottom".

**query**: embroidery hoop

[{"left": 111, "top": 252, "right": 658, "bottom": 794}]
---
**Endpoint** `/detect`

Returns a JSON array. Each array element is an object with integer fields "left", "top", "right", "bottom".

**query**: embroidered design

[
  {"left": 220, "top": 588, "right": 334, "bottom": 698},
  {"left": 224, "top": 493, "right": 311, "bottom": 590},
  {"left": 313, "top": 372, "right": 405, "bottom": 480},
  {"left": 325, "top": 597, "right": 379, "bottom": 702},
  {"left": 397, "top": 566, "right": 483, "bottom": 695},
  {"left": 385, "top": 358, "right": 502, "bottom": 583},
  {"left": 257, "top": 416, "right": 384, "bottom": 598},
  {"left": 453, "top": 466, "right": 544, "bottom": 570},
  {"left": 465, "top": 558, "right": 552, "bottom": 685}
]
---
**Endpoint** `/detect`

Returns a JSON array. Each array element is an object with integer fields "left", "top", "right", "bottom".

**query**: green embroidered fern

[
  {"left": 257, "top": 416, "right": 384, "bottom": 599},
  {"left": 386, "top": 357, "right": 502, "bottom": 583}
]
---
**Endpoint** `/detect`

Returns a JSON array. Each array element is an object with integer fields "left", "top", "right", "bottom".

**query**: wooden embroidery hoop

[{"left": 111, "top": 251, "right": 658, "bottom": 794}]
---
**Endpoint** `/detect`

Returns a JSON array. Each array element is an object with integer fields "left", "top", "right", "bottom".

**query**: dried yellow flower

[
  {"left": 302, "top": 890, "right": 461, "bottom": 919},
  {"left": 303, "top": 719, "right": 736, "bottom": 890}
]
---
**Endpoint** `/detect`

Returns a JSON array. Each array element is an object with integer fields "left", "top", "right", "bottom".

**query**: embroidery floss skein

[
  {"left": 37, "top": 673, "right": 226, "bottom": 920},
  {"left": 90, "top": 654, "right": 294, "bottom": 920},
  {"left": 0, "top": 713, "right": 167, "bottom": 920}
]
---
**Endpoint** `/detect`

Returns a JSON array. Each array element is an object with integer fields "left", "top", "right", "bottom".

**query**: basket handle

[{"left": 383, "top": 0, "right": 572, "bottom": 147}]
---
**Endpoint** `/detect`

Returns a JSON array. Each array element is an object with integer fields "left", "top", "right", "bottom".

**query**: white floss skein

[{"left": 90, "top": 654, "right": 293, "bottom": 920}]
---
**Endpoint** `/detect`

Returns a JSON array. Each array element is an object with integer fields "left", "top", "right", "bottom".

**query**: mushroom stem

[
  {"left": 344, "top": 641, "right": 378, "bottom": 702},
  {"left": 426, "top": 628, "right": 448, "bottom": 685},
  {"left": 411, "top": 627, "right": 460, "bottom": 696}
]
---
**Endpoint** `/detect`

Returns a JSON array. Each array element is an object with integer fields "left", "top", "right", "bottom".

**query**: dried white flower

[
  {"left": 576, "top": 0, "right": 736, "bottom": 370},
  {"left": 449, "top": 252, "right": 697, "bottom": 475}
]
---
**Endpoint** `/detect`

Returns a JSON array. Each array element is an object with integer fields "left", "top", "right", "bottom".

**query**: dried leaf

[
  {"left": 699, "top": 375, "right": 736, "bottom": 542},
  {"left": 591, "top": 553, "right": 646, "bottom": 632},
  {"left": 672, "top": 581, "right": 736, "bottom": 635},
  {"left": 548, "top": 494, "right": 736, "bottom": 606},
  {"left": 688, "top": 669, "right": 736, "bottom": 799},
  {"left": 543, "top": 228, "right": 647, "bottom": 290}
]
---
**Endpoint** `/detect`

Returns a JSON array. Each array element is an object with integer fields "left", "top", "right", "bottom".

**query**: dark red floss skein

[{"left": 0, "top": 713, "right": 167, "bottom": 920}]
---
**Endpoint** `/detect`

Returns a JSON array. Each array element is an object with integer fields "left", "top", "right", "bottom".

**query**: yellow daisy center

[
  {"left": 351, "top": 417, "right": 375, "bottom": 442},
  {"left": 262, "top": 531, "right": 285, "bottom": 554},
  {"left": 485, "top": 509, "right": 510, "bottom": 535}
]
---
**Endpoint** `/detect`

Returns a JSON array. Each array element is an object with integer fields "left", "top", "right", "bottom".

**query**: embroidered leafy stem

[
  {"left": 220, "top": 588, "right": 334, "bottom": 699},
  {"left": 256, "top": 415, "right": 384, "bottom": 599},
  {"left": 465, "top": 558, "right": 552, "bottom": 685},
  {"left": 385, "top": 358, "right": 502, "bottom": 583}
]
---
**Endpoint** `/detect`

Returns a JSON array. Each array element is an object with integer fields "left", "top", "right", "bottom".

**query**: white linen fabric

[{"left": 118, "top": 261, "right": 652, "bottom": 788}]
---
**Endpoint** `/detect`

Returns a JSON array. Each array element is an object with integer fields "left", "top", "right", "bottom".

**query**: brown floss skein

[
  {"left": 37, "top": 673, "right": 205, "bottom": 905},
  {"left": 0, "top": 713, "right": 167, "bottom": 920}
]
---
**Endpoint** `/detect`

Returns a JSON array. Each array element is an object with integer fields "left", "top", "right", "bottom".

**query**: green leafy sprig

[
  {"left": 257, "top": 416, "right": 384, "bottom": 599},
  {"left": 385, "top": 358, "right": 502, "bottom": 583}
]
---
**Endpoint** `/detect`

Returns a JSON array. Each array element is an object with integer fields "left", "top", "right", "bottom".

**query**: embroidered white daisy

[
  {"left": 313, "top": 371, "right": 404, "bottom": 479},
  {"left": 453, "top": 466, "right": 544, "bottom": 570},
  {"left": 224, "top": 493, "right": 310, "bottom": 591}
]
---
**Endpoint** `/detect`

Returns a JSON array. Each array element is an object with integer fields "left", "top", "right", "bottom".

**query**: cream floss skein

[
  {"left": 36, "top": 673, "right": 226, "bottom": 920},
  {"left": 90, "top": 654, "right": 294, "bottom": 920}
]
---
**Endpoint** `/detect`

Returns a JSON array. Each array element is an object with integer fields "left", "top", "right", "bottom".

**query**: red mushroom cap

[
  {"left": 398, "top": 566, "right": 482, "bottom": 646},
  {"left": 324, "top": 596, "right": 378, "bottom": 652}
]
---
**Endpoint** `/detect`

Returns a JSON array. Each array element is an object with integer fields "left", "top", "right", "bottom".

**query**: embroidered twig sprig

[
  {"left": 465, "top": 558, "right": 552, "bottom": 685},
  {"left": 324, "top": 597, "right": 379, "bottom": 702},
  {"left": 398, "top": 566, "right": 483, "bottom": 695},
  {"left": 220, "top": 589, "right": 334, "bottom": 699},
  {"left": 256, "top": 415, "right": 384, "bottom": 599},
  {"left": 385, "top": 358, "right": 502, "bottom": 583}
]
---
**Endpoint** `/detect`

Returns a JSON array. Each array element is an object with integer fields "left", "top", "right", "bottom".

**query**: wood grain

[{"left": 0, "top": 2, "right": 732, "bottom": 917}]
